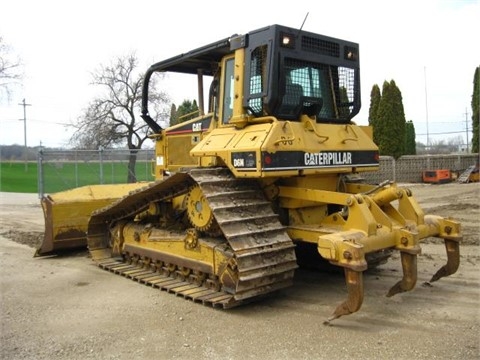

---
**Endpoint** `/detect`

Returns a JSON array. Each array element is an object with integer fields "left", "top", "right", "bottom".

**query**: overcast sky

[{"left": 1, "top": 0, "right": 479, "bottom": 148}]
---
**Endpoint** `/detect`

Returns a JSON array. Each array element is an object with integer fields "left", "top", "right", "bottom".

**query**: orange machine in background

[{"left": 422, "top": 169, "right": 452, "bottom": 184}]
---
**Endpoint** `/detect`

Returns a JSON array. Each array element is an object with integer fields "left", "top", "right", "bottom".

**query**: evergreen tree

[
  {"left": 375, "top": 80, "right": 406, "bottom": 159},
  {"left": 374, "top": 81, "right": 391, "bottom": 155},
  {"left": 472, "top": 67, "right": 479, "bottom": 153},
  {"left": 169, "top": 104, "right": 177, "bottom": 126},
  {"left": 338, "top": 86, "right": 350, "bottom": 118},
  {"left": 390, "top": 80, "right": 407, "bottom": 158},
  {"left": 170, "top": 100, "right": 199, "bottom": 125},
  {"left": 404, "top": 120, "right": 416, "bottom": 155},
  {"left": 368, "top": 84, "right": 382, "bottom": 145}
]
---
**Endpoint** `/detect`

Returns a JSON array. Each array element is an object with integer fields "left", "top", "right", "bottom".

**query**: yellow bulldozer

[{"left": 37, "top": 24, "right": 461, "bottom": 322}]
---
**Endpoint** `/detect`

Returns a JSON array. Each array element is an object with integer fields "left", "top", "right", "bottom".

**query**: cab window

[{"left": 222, "top": 58, "right": 235, "bottom": 124}]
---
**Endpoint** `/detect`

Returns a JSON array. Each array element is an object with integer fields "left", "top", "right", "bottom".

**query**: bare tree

[
  {"left": 71, "top": 53, "right": 170, "bottom": 182},
  {"left": 0, "top": 36, "right": 23, "bottom": 101}
]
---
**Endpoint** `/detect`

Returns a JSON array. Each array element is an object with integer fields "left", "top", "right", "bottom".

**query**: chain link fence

[
  {"left": 38, "top": 148, "right": 155, "bottom": 196},
  {"left": 362, "top": 154, "right": 479, "bottom": 184},
  {"left": 37, "top": 149, "right": 478, "bottom": 196}
]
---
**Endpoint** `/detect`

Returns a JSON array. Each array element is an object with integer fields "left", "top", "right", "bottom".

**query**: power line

[
  {"left": 1, "top": 118, "right": 68, "bottom": 125},
  {"left": 417, "top": 129, "right": 471, "bottom": 136},
  {"left": 425, "top": 121, "right": 469, "bottom": 124}
]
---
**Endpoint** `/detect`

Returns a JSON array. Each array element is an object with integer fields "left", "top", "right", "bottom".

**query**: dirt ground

[{"left": 0, "top": 182, "right": 479, "bottom": 360}]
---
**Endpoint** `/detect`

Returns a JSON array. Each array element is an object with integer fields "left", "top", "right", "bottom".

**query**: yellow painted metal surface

[
  {"left": 282, "top": 183, "right": 461, "bottom": 269},
  {"left": 37, "top": 183, "right": 148, "bottom": 256},
  {"left": 119, "top": 223, "right": 221, "bottom": 274},
  {"left": 190, "top": 118, "right": 380, "bottom": 178}
]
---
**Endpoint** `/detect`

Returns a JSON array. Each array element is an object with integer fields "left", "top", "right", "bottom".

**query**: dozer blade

[{"left": 36, "top": 183, "right": 148, "bottom": 256}]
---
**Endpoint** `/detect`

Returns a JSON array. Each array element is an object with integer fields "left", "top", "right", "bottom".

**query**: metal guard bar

[{"left": 140, "top": 37, "right": 232, "bottom": 132}]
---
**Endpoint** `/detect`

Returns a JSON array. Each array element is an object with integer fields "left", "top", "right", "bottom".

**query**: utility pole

[
  {"left": 464, "top": 108, "right": 469, "bottom": 153},
  {"left": 424, "top": 66, "right": 430, "bottom": 152},
  {"left": 18, "top": 98, "right": 31, "bottom": 171}
]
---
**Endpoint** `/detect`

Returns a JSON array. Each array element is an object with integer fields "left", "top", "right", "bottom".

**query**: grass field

[
  {"left": 0, "top": 162, "right": 154, "bottom": 193},
  {"left": 0, "top": 162, "right": 38, "bottom": 193}
]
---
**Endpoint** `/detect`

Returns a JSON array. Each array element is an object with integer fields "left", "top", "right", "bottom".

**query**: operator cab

[
  {"left": 242, "top": 26, "right": 360, "bottom": 124},
  {"left": 141, "top": 24, "right": 360, "bottom": 131}
]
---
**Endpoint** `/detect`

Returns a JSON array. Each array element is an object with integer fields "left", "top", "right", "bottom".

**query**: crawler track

[
  {"left": 96, "top": 257, "right": 236, "bottom": 307},
  {"left": 87, "top": 168, "right": 297, "bottom": 308}
]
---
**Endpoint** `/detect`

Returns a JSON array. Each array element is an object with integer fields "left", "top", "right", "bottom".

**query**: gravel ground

[{"left": 0, "top": 183, "right": 479, "bottom": 360}]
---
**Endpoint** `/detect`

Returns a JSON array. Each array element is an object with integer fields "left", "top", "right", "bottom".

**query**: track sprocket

[{"left": 185, "top": 185, "right": 220, "bottom": 235}]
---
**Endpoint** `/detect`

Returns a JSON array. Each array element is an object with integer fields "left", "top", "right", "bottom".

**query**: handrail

[
  {"left": 274, "top": 121, "right": 296, "bottom": 145},
  {"left": 341, "top": 124, "right": 359, "bottom": 143},
  {"left": 304, "top": 118, "right": 329, "bottom": 143}
]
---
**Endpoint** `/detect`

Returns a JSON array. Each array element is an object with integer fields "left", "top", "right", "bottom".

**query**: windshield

[{"left": 277, "top": 58, "right": 357, "bottom": 123}]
